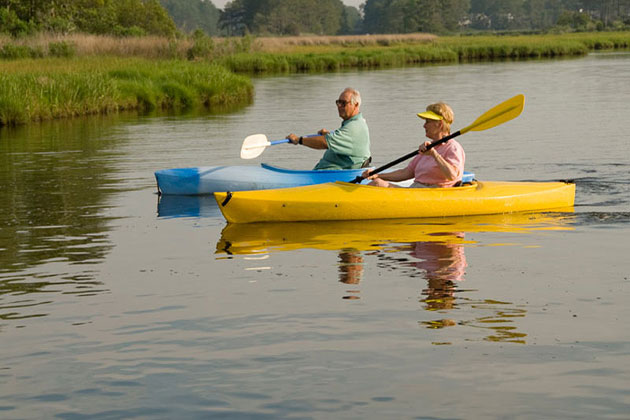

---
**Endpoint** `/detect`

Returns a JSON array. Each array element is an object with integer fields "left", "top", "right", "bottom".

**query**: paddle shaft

[
  {"left": 348, "top": 94, "right": 525, "bottom": 184},
  {"left": 270, "top": 139, "right": 290, "bottom": 146},
  {"left": 350, "top": 130, "right": 461, "bottom": 184}
]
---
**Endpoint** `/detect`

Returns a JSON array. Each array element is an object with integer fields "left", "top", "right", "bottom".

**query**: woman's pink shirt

[{"left": 406, "top": 140, "right": 465, "bottom": 187}]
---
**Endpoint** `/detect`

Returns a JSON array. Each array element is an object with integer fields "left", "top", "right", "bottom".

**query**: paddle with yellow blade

[
  {"left": 350, "top": 94, "right": 525, "bottom": 184},
  {"left": 240, "top": 133, "right": 325, "bottom": 159}
]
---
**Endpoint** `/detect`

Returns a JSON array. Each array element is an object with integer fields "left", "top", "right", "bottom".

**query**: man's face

[{"left": 336, "top": 91, "right": 358, "bottom": 120}]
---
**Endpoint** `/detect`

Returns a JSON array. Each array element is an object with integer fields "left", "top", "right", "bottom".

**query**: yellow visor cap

[{"left": 417, "top": 110, "right": 443, "bottom": 121}]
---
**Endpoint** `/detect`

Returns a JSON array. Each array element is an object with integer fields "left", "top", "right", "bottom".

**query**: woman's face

[{"left": 423, "top": 118, "right": 443, "bottom": 141}]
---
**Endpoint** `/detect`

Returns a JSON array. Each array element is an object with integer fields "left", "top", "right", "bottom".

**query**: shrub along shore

[
  {"left": 0, "top": 32, "right": 628, "bottom": 126},
  {"left": 0, "top": 58, "right": 253, "bottom": 126}
]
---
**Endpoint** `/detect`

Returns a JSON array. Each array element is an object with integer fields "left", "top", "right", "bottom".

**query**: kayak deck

[
  {"left": 155, "top": 162, "right": 476, "bottom": 195},
  {"left": 214, "top": 180, "right": 576, "bottom": 223},
  {"left": 154, "top": 163, "right": 366, "bottom": 195}
]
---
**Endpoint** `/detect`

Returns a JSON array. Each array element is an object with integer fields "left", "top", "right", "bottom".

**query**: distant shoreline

[{"left": 1, "top": 32, "right": 628, "bottom": 126}]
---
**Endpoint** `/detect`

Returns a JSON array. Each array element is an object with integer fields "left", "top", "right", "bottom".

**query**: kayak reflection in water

[
  {"left": 362, "top": 102, "right": 465, "bottom": 188},
  {"left": 286, "top": 87, "right": 371, "bottom": 170},
  {"left": 338, "top": 248, "right": 364, "bottom": 300}
]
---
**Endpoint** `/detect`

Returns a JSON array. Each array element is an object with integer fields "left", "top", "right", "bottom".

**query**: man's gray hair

[{"left": 344, "top": 88, "right": 361, "bottom": 107}]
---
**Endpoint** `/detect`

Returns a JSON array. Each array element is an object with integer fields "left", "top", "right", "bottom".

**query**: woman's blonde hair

[{"left": 426, "top": 102, "right": 454, "bottom": 133}]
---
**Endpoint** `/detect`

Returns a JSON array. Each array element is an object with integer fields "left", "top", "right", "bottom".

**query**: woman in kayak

[{"left": 363, "top": 102, "right": 465, "bottom": 188}]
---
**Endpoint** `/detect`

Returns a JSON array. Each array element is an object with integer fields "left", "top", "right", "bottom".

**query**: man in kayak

[
  {"left": 362, "top": 102, "right": 465, "bottom": 188},
  {"left": 286, "top": 87, "right": 371, "bottom": 170}
]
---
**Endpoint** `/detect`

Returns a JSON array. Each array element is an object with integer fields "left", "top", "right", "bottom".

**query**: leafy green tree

[
  {"left": 160, "top": 0, "right": 220, "bottom": 35},
  {"left": 469, "top": 0, "right": 525, "bottom": 30},
  {"left": 136, "top": 0, "right": 176, "bottom": 36},
  {"left": 362, "top": 0, "right": 469, "bottom": 34},
  {"left": 0, "top": 0, "right": 177, "bottom": 36},
  {"left": 340, "top": 5, "right": 362, "bottom": 34},
  {"left": 220, "top": 0, "right": 248, "bottom": 35},
  {"left": 556, "top": 9, "right": 593, "bottom": 29},
  {"left": 523, "top": 0, "right": 564, "bottom": 29},
  {"left": 221, "top": 0, "right": 346, "bottom": 35}
]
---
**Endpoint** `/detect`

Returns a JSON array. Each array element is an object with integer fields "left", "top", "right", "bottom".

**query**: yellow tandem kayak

[{"left": 214, "top": 180, "right": 575, "bottom": 224}]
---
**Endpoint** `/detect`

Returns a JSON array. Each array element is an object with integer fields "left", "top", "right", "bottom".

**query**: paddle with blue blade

[
  {"left": 350, "top": 94, "right": 525, "bottom": 184},
  {"left": 240, "top": 133, "right": 322, "bottom": 160}
]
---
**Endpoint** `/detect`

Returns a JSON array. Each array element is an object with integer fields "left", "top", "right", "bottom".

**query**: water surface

[{"left": 1, "top": 53, "right": 629, "bottom": 419}]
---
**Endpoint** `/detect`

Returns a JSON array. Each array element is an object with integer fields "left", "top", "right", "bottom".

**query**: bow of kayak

[
  {"left": 154, "top": 164, "right": 366, "bottom": 195},
  {"left": 214, "top": 180, "right": 576, "bottom": 223}
]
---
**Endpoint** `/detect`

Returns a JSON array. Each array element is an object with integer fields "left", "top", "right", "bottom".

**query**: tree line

[
  {"left": 0, "top": 0, "right": 176, "bottom": 36},
  {"left": 221, "top": 0, "right": 630, "bottom": 35},
  {"left": 1, "top": 0, "right": 629, "bottom": 37}
]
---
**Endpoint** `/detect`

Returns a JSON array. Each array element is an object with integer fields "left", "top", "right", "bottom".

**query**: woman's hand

[
  {"left": 287, "top": 133, "right": 299, "bottom": 145},
  {"left": 419, "top": 141, "right": 437, "bottom": 156},
  {"left": 361, "top": 169, "right": 375, "bottom": 180}
]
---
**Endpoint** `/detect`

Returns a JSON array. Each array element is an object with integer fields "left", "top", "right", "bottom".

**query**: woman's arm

[
  {"left": 362, "top": 166, "right": 414, "bottom": 182},
  {"left": 420, "top": 141, "right": 460, "bottom": 181}
]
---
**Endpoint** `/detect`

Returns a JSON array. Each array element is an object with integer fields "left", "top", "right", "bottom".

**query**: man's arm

[{"left": 287, "top": 133, "right": 328, "bottom": 149}]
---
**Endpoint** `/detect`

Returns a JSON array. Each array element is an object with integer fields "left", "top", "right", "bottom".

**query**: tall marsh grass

[
  {"left": 435, "top": 34, "right": 593, "bottom": 59},
  {"left": 220, "top": 45, "right": 458, "bottom": 73},
  {"left": 0, "top": 33, "right": 439, "bottom": 58},
  {"left": 0, "top": 57, "right": 253, "bottom": 126},
  {"left": 255, "top": 33, "right": 437, "bottom": 51},
  {"left": 221, "top": 32, "right": 629, "bottom": 73},
  {"left": 1, "top": 31, "right": 628, "bottom": 61}
]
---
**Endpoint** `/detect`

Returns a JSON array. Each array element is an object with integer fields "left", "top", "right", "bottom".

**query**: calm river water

[{"left": 1, "top": 53, "right": 629, "bottom": 419}]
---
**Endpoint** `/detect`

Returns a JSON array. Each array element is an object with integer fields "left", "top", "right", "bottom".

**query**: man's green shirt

[{"left": 314, "top": 113, "right": 370, "bottom": 170}]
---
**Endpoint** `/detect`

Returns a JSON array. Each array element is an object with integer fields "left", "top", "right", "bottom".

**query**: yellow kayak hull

[{"left": 214, "top": 180, "right": 576, "bottom": 224}]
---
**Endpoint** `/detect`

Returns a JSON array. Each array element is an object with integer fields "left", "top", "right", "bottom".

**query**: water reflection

[
  {"left": 0, "top": 117, "right": 127, "bottom": 320},
  {"left": 411, "top": 233, "right": 467, "bottom": 310},
  {"left": 216, "top": 212, "right": 573, "bottom": 254},
  {"left": 338, "top": 248, "right": 363, "bottom": 299},
  {"left": 380, "top": 232, "right": 527, "bottom": 342},
  {"left": 156, "top": 194, "right": 222, "bottom": 218},
  {"left": 217, "top": 213, "right": 573, "bottom": 343}
]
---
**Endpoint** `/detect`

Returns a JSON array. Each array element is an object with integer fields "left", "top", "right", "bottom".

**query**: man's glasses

[{"left": 335, "top": 99, "right": 351, "bottom": 106}]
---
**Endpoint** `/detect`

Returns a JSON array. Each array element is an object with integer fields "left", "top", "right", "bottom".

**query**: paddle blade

[
  {"left": 240, "top": 134, "right": 270, "bottom": 159},
  {"left": 462, "top": 94, "right": 524, "bottom": 134}
]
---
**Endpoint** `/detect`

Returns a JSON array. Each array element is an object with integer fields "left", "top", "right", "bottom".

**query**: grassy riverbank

[
  {"left": 0, "top": 57, "right": 253, "bottom": 126},
  {"left": 1, "top": 31, "right": 629, "bottom": 125},
  {"left": 219, "top": 32, "right": 630, "bottom": 73}
]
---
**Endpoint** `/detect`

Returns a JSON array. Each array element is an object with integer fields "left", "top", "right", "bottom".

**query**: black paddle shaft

[{"left": 350, "top": 130, "right": 461, "bottom": 184}]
